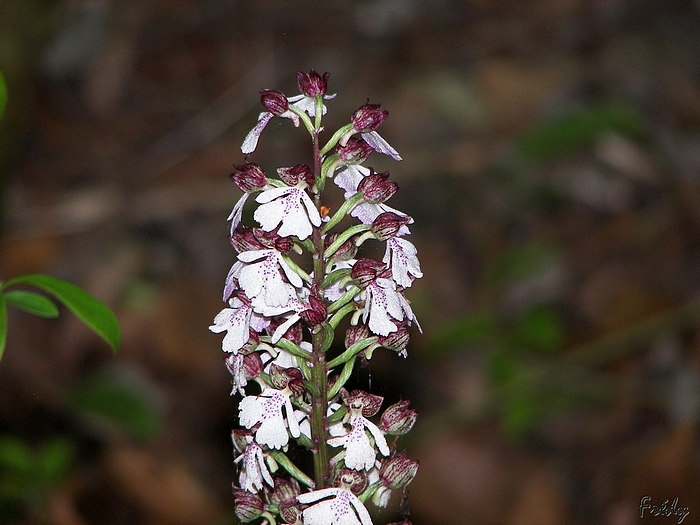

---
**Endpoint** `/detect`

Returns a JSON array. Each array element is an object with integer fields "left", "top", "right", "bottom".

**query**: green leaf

[
  {"left": 4, "top": 274, "right": 120, "bottom": 353},
  {"left": 0, "top": 295, "right": 6, "bottom": 361},
  {"left": 4, "top": 290, "right": 59, "bottom": 318},
  {"left": 0, "top": 70, "right": 7, "bottom": 122}
]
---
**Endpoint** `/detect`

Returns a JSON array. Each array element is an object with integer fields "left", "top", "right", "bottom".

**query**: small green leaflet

[
  {"left": 0, "top": 274, "right": 120, "bottom": 360},
  {"left": 4, "top": 290, "right": 59, "bottom": 318}
]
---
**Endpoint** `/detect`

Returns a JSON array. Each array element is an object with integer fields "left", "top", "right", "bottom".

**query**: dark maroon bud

[
  {"left": 300, "top": 293, "right": 328, "bottom": 327},
  {"left": 269, "top": 477, "right": 301, "bottom": 506},
  {"left": 337, "top": 137, "right": 374, "bottom": 164},
  {"left": 279, "top": 502, "right": 302, "bottom": 524},
  {"left": 233, "top": 488, "right": 264, "bottom": 522},
  {"left": 252, "top": 227, "right": 293, "bottom": 253},
  {"left": 345, "top": 389, "right": 383, "bottom": 417},
  {"left": 231, "top": 163, "right": 268, "bottom": 192},
  {"left": 296, "top": 69, "right": 329, "bottom": 97},
  {"left": 277, "top": 164, "right": 314, "bottom": 186},
  {"left": 371, "top": 212, "right": 411, "bottom": 241},
  {"left": 352, "top": 103, "right": 388, "bottom": 132},
  {"left": 351, "top": 258, "right": 385, "bottom": 287},
  {"left": 345, "top": 324, "right": 371, "bottom": 349},
  {"left": 230, "top": 429, "right": 250, "bottom": 454},
  {"left": 378, "top": 322, "right": 410, "bottom": 353},
  {"left": 380, "top": 399, "right": 417, "bottom": 435},
  {"left": 358, "top": 170, "right": 398, "bottom": 204},
  {"left": 268, "top": 363, "right": 303, "bottom": 393},
  {"left": 379, "top": 451, "right": 419, "bottom": 489},
  {"left": 260, "top": 89, "right": 289, "bottom": 115},
  {"left": 242, "top": 352, "right": 264, "bottom": 380},
  {"left": 230, "top": 227, "right": 265, "bottom": 252}
]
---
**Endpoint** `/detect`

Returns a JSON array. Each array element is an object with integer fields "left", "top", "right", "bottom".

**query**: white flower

[
  {"left": 237, "top": 249, "right": 303, "bottom": 313},
  {"left": 209, "top": 297, "right": 254, "bottom": 354},
  {"left": 239, "top": 387, "right": 301, "bottom": 449},
  {"left": 383, "top": 237, "right": 422, "bottom": 288},
  {"left": 298, "top": 485, "right": 373, "bottom": 525},
  {"left": 327, "top": 413, "right": 389, "bottom": 471},
  {"left": 235, "top": 439, "right": 274, "bottom": 493},
  {"left": 254, "top": 186, "right": 321, "bottom": 240},
  {"left": 362, "top": 278, "right": 420, "bottom": 336}
]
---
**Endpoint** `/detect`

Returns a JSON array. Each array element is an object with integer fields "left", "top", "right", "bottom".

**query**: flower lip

[
  {"left": 297, "top": 69, "right": 330, "bottom": 97},
  {"left": 260, "top": 89, "right": 289, "bottom": 115},
  {"left": 352, "top": 103, "right": 388, "bottom": 132}
]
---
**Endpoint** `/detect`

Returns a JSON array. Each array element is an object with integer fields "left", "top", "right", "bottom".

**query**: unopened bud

[
  {"left": 297, "top": 69, "right": 329, "bottom": 97},
  {"left": 231, "top": 429, "right": 250, "bottom": 454},
  {"left": 230, "top": 227, "right": 265, "bottom": 252},
  {"left": 371, "top": 212, "right": 411, "bottom": 241},
  {"left": 231, "top": 163, "right": 268, "bottom": 192},
  {"left": 378, "top": 323, "right": 410, "bottom": 353},
  {"left": 277, "top": 164, "right": 314, "bottom": 187},
  {"left": 358, "top": 170, "right": 397, "bottom": 204},
  {"left": 352, "top": 103, "right": 388, "bottom": 132},
  {"left": 325, "top": 232, "right": 358, "bottom": 260},
  {"left": 345, "top": 324, "right": 371, "bottom": 348},
  {"left": 300, "top": 293, "right": 328, "bottom": 327},
  {"left": 269, "top": 477, "right": 300, "bottom": 505},
  {"left": 260, "top": 89, "right": 289, "bottom": 115},
  {"left": 337, "top": 137, "right": 374, "bottom": 164},
  {"left": 380, "top": 399, "right": 417, "bottom": 435},
  {"left": 380, "top": 451, "right": 419, "bottom": 489},
  {"left": 351, "top": 258, "right": 385, "bottom": 287},
  {"left": 233, "top": 488, "right": 264, "bottom": 522}
]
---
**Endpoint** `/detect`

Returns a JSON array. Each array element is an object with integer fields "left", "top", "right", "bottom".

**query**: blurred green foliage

[
  {"left": 0, "top": 436, "right": 75, "bottom": 523},
  {"left": 69, "top": 368, "right": 165, "bottom": 442},
  {"left": 515, "top": 103, "right": 647, "bottom": 162}
]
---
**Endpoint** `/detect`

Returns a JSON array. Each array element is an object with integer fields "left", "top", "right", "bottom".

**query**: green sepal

[
  {"left": 268, "top": 450, "right": 315, "bottom": 488},
  {"left": 327, "top": 285, "right": 361, "bottom": 314},
  {"left": 320, "top": 267, "right": 351, "bottom": 290},
  {"left": 327, "top": 336, "right": 378, "bottom": 369},
  {"left": 325, "top": 223, "right": 371, "bottom": 259},
  {"left": 326, "top": 405, "right": 347, "bottom": 424},
  {"left": 319, "top": 322, "right": 334, "bottom": 353},
  {"left": 328, "top": 303, "right": 355, "bottom": 330},
  {"left": 320, "top": 123, "right": 353, "bottom": 156},
  {"left": 3, "top": 274, "right": 120, "bottom": 353},
  {"left": 4, "top": 290, "right": 59, "bottom": 318},
  {"left": 328, "top": 356, "right": 355, "bottom": 399},
  {"left": 323, "top": 193, "right": 366, "bottom": 234},
  {"left": 275, "top": 338, "right": 313, "bottom": 361},
  {"left": 288, "top": 105, "right": 315, "bottom": 136}
]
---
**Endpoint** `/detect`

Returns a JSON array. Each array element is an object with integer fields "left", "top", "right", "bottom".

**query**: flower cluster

[{"left": 211, "top": 70, "right": 420, "bottom": 525}]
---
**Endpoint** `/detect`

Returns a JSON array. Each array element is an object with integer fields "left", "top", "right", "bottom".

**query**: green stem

[{"left": 310, "top": 118, "right": 330, "bottom": 489}]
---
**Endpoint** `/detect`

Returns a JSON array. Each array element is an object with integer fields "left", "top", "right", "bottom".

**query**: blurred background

[{"left": 1, "top": 0, "right": 700, "bottom": 524}]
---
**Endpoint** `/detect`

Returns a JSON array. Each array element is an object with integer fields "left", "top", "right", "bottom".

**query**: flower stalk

[{"left": 212, "top": 70, "right": 421, "bottom": 525}]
